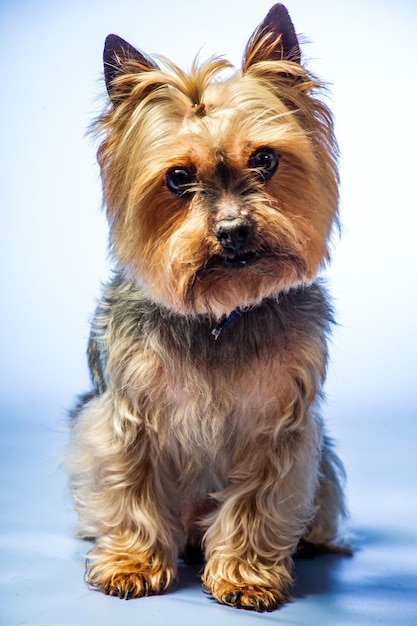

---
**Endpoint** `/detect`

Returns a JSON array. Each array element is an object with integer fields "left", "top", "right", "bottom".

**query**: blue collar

[{"left": 211, "top": 307, "right": 242, "bottom": 340}]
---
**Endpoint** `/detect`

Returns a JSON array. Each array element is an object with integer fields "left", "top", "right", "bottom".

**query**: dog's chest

[{"left": 161, "top": 345, "right": 288, "bottom": 435}]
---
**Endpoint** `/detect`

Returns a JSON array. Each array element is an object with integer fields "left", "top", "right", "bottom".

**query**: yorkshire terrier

[{"left": 65, "top": 4, "right": 348, "bottom": 611}]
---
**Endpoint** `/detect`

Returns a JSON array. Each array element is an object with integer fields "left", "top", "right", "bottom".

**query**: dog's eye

[
  {"left": 248, "top": 147, "right": 279, "bottom": 180},
  {"left": 165, "top": 167, "right": 196, "bottom": 197}
]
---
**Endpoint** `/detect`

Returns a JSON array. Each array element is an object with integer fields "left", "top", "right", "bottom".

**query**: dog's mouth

[
  {"left": 199, "top": 246, "right": 307, "bottom": 276},
  {"left": 221, "top": 251, "right": 259, "bottom": 268}
]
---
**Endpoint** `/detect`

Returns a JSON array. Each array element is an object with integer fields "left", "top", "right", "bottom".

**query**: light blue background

[{"left": 1, "top": 1, "right": 416, "bottom": 624}]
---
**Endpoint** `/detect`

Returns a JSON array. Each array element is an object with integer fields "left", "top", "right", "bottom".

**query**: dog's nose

[{"left": 215, "top": 218, "right": 252, "bottom": 252}]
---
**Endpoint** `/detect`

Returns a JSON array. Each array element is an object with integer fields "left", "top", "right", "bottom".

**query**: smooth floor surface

[{"left": 1, "top": 396, "right": 416, "bottom": 626}]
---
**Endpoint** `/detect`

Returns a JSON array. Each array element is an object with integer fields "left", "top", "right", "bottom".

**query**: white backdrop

[
  {"left": 1, "top": 0, "right": 416, "bottom": 414},
  {"left": 1, "top": 1, "right": 416, "bottom": 624}
]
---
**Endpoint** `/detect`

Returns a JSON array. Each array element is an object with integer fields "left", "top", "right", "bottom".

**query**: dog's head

[{"left": 95, "top": 4, "right": 339, "bottom": 319}]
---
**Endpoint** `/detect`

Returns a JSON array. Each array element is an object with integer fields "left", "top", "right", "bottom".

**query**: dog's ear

[
  {"left": 103, "top": 34, "right": 159, "bottom": 103},
  {"left": 243, "top": 4, "right": 301, "bottom": 70}
]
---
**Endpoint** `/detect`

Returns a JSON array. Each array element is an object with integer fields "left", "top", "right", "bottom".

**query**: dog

[{"left": 65, "top": 4, "right": 348, "bottom": 611}]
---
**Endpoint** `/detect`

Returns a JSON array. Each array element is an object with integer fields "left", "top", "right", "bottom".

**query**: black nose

[{"left": 215, "top": 218, "right": 252, "bottom": 252}]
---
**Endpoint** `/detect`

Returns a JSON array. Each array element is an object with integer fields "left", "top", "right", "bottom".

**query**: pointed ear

[
  {"left": 103, "top": 34, "right": 159, "bottom": 103},
  {"left": 243, "top": 4, "right": 301, "bottom": 70}
]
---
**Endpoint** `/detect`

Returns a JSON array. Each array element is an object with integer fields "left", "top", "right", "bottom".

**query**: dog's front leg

[
  {"left": 84, "top": 472, "right": 180, "bottom": 599},
  {"left": 68, "top": 393, "right": 180, "bottom": 599},
  {"left": 202, "top": 426, "right": 321, "bottom": 611}
]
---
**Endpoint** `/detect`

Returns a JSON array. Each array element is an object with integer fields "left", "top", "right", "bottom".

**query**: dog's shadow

[
  {"left": 175, "top": 561, "right": 204, "bottom": 592},
  {"left": 292, "top": 552, "right": 349, "bottom": 599}
]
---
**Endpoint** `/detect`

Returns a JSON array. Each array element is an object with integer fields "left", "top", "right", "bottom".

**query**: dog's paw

[
  {"left": 86, "top": 552, "right": 174, "bottom": 599},
  {"left": 202, "top": 557, "right": 293, "bottom": 611},
  {"left": 206, "top": 580, "right": 287, "bottom": 611}
]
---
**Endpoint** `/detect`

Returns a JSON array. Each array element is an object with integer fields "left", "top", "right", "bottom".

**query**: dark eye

[
  {"left": 248, "top": 147, "right": 279, "bottom": 180},
  {"left": 165, "top": 166, "right": 196, "bottom": 197}
]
